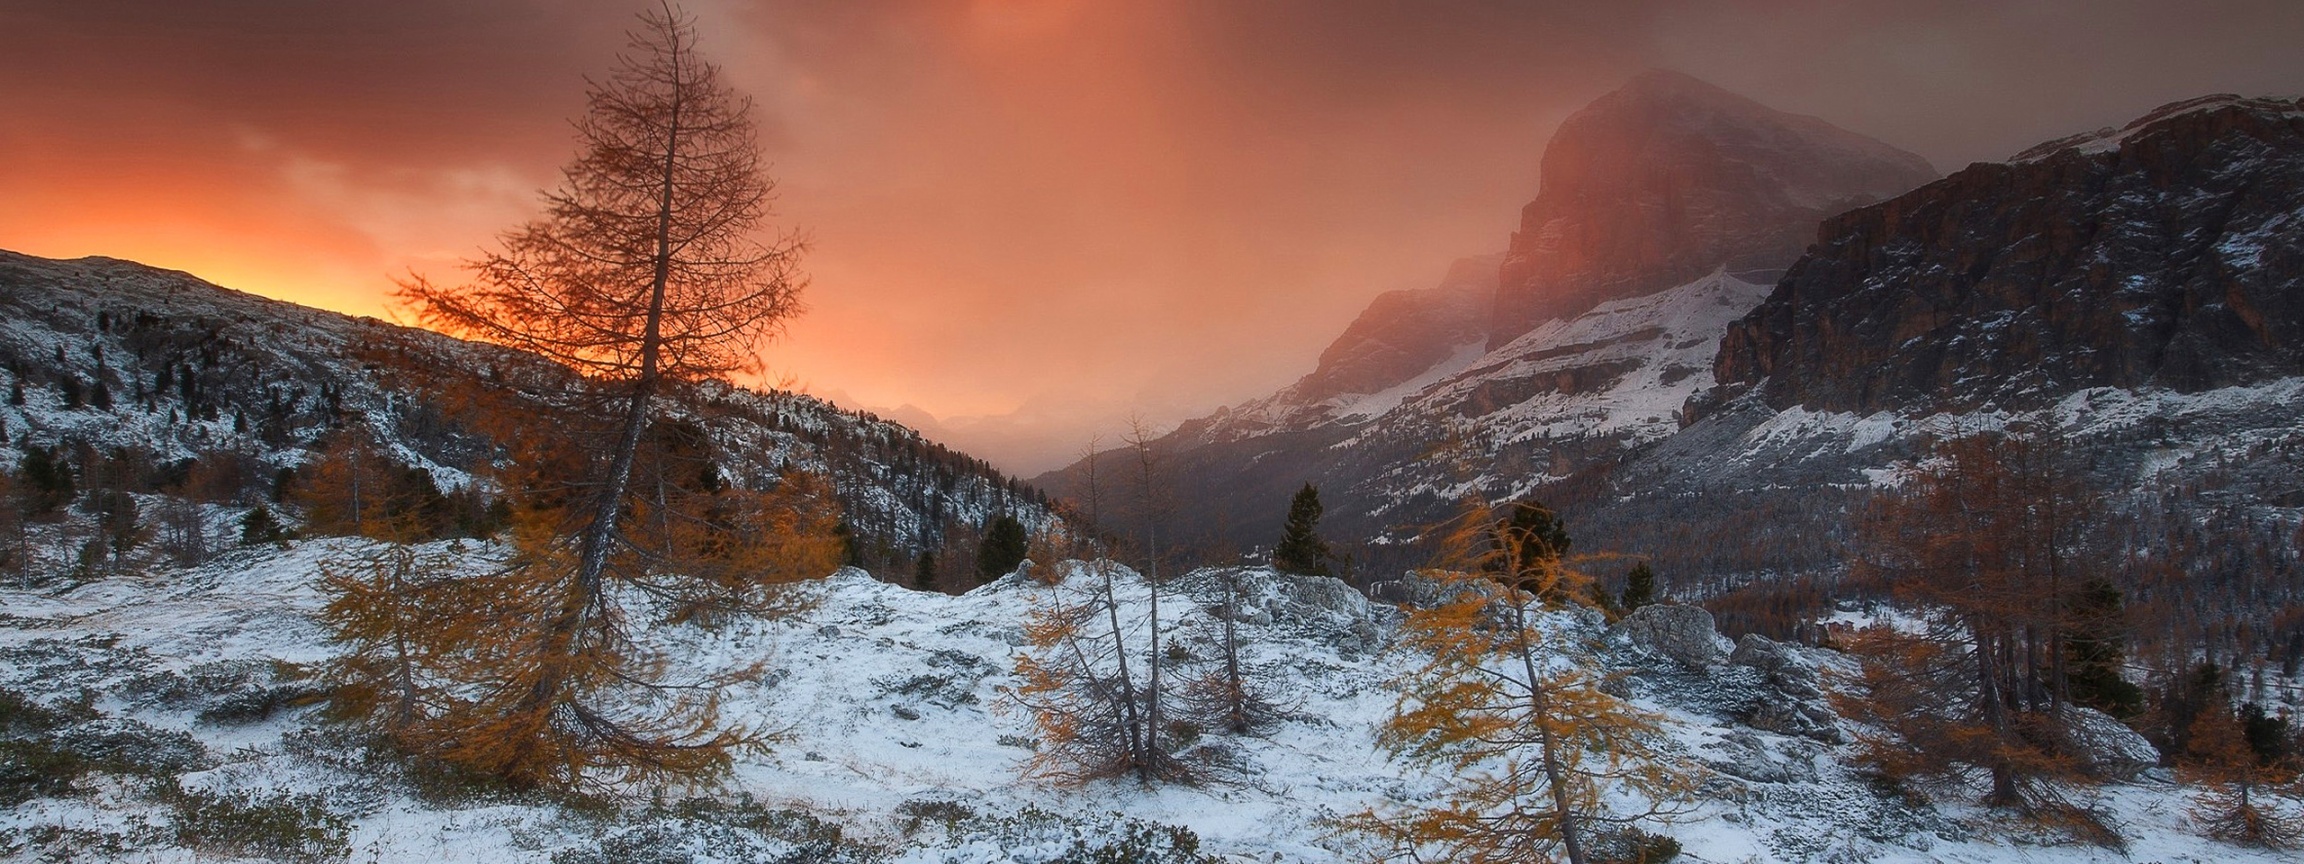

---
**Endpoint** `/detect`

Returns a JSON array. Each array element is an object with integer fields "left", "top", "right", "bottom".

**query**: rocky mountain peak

[
  {"left": 1489, "top": 70, "right": 1937, "bottom": 348},
  {"left": 1713, "top": 93, "right": 2304, "bottom": 416}
]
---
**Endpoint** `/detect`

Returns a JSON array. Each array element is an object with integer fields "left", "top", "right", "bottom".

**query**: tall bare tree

[{"left": 392, "top": 2, "right": 808, "bottom": 787}]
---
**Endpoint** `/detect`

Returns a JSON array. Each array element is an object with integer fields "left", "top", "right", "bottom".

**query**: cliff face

[
  {"left": 1490, "top": 70, "right": 1936, "bottom": 348},
  {"left": 1715, "top": 95, "right": 2304, "bottom": 415}
]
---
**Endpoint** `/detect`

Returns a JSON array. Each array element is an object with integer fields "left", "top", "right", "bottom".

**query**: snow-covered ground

[{"left": 0, "top": 542, "right": 2292, "bottom": 863}]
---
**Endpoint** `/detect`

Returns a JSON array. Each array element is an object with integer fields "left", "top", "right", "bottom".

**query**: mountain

[
  {"left": 1489, "top": 70, "right": 1937, "bottom": 349},
  {"left": 0, "top": 250, "right": 1051, "bottom": 570},
  {"left": 1033, "top": 72, "right": 1932, "bottom": 559},
  {"left": 1713, "top": 93, "right": 2304, "bottom": 415},
  {"left": 1567, "top": 94, "right": 2304, "bottom": 653}
]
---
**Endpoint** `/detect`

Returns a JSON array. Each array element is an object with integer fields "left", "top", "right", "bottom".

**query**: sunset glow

[{"left": 7, "top": 0, "right": 2304, "bottom": 471}]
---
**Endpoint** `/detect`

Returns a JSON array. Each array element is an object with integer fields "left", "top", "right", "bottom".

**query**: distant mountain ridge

[
  {"left": 0, "top": 250, "right": 1049, "bottom": 567},
  {"left": 1035, "top": 71, "right": 1935, "bottom": 555}
]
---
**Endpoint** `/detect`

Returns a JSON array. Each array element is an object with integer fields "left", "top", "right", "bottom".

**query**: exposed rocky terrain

[{"left": 1714, "top": 94, "right": 2304, "bottom": 414}]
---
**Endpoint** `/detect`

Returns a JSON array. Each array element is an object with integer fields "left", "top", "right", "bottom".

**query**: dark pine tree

[
  {"left": 240, "top": 504, "right": 287, "bottom": 546},
  {"left": 1272, "top": 483, "right": 1334, "bottom": 577},
  {"left": 913, "top": 549, "right": 938, "bottom": 592},
  {"left": 976, "top": 513, "right": 1030, "bottom": 584},
  {"left": 1620, "top": 562, "right": 1657, "bottom": 612},
  {"left": 19, "top": 446, "right": 75, "bottom": 518},
  {"left": 833, "top": 520, "right": 863, "bottom": 568},
  {"left": 7, "top": 379, "right": 23, "bottom": 406},
  {"left": 2066, "top": 578, "right": 2144, "bottom": 718}
]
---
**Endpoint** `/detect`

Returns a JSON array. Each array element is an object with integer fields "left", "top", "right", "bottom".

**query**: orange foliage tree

[
  {"left": 320, "top": 542, "right": 476, "bottom": 746},
  {"left": 363, "top": 3, "right": 818, "bottom": 788},
  {"left": 1343, "top": 499, "right": 1694, "bottom": 864},
  {"left": 2179, "top": 700, "right": 2303, "bottom": 847},
  {"left": 1842, "top": 429, "right": 2112, "bottom": 824}
]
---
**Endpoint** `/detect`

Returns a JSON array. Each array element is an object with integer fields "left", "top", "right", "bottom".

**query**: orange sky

[{"left": 6, "top": 0, "right": 2303, "bottom": 473}]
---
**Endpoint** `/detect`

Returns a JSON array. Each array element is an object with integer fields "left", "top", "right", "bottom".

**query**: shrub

[
  {"left": 554, "top": 795, "right": 862, "bottom": 864},
  {"left": 168, "top": 786, "right": 351, "bottom": 863},
  {"left": 0, "top": 738, "right": 87, "bottom": 806}
]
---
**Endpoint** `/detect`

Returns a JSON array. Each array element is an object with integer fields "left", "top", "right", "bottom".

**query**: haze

[{"left": 5, "top": 0, "right": 2302, "bottom": 474}]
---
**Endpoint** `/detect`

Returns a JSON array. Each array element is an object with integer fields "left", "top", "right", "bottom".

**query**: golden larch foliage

[{"left": 1341, "top": 498, "right": 1695, "bottom": 864}]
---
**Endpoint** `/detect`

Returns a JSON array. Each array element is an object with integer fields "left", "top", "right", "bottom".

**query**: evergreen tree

[
  {"left": 18, "top": 446, "right": 74, "bottom": 518},
  {"left": 2065, "top": 578, "right": 2143, "bottom": 717},
  {"left": 913, "top": 549, "right": 937, "bottom": 592},
  {"left": 976, "top": 513, "right": 1029, "bottom": 584},
  {"left": 6, "top": 379, "right": 21, "bottom": 406},
  {"left": 1270, "top": 483, "right": 1333, "bottom": 577},
  {"left": 240, "top": 504, "right": 287, "bottom": 546},
  {"left": 89, "top": 377, "right": 112, "bottom": 411},
  {"left": 92, "top": 489, "right": 140, "bottom": 563},
  {"left": 1620, "top": 562, "right": 1657, "bottom": 612},
  {"left": 1489, "top": 499, "right": 1571, "bottom": 600},
  {"left": 833, "top": 520, "right": 863, "bottom": 568}
]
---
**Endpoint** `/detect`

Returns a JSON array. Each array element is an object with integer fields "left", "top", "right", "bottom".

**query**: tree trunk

[
  {"left": 1972, "top": 620, "right": 2019, "bottom": 806},
  {"left": 1100, "top": 563, "right": 1145, "bottom": 777},
  {"left": 1514, "top": 597, "right": 1588, "bottom": 864},
  {"left": 1223, "top": 568, "right": 1245, "bottom": 733},
  {"left": 513, "top": 51, "right": 687, "bottom": 730},
  {"left": 1142, "top": 520, "right": 1163, "bottom": 780}
]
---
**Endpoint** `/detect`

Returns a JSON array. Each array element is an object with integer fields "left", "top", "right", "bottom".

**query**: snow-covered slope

[
  {"left": 1, "top": 545, "right": 2287, "bottom": 863},
  {"left": 0, "top": 249, "right": 1050, "bottom": 563},
  {"left": 1038, "top": 269, "right": 1773, "bottom": 551}
]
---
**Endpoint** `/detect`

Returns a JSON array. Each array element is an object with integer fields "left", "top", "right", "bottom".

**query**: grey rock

[
  {"left": 1615, "top": 604, "right": 1730, "bottom": 667},
  {"left": 2063, "top": 705, "right": 2158, "bottom": 781},
  {"left": 1703, "top": 729, "right": 1824, "bottom": 784},
  {"left": 1729, "top": 633, "right": 1822, "bottom": 697}
]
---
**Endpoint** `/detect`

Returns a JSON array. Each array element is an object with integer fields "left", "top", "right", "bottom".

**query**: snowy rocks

[
  {"left": 1724, "top": 633, "right": 1842, "bottom": 742},
  {"left": 1728, "top": 633, "right": 1822, "bottom": 697},
  {"left": 1273, "top": 571, "right": 1373, "bottom": 623},
  {"left": 1702, "top": 728, "right": 1825, "bottom": 784},
  {"left": 1613, "top": 603, "right": 1732, "bottom": 668},
  {"left": 2063, "top": 705, "right": 2159, "bottom": 780},
  {"left": 1200, "top": 568, "right": 1385, "bottom": 655}
]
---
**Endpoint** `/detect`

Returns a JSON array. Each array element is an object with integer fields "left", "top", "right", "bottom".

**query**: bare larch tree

[{"left": 394, "top": 2, "right": 806, "bottom": 787}]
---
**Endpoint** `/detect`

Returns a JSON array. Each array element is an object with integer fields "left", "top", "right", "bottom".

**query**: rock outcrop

[
  {"left": 1490, "top": 70, "right": 1936, "bottom": 349},
  {"left": 1714, "top": 94, "right": 2304, "bottom": 416},
  {"left": 1613, "top": 603, "right": 1731, "bottom": 668}
]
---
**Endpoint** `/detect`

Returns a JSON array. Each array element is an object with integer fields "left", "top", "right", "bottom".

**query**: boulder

[
  {"left": 2063, "top": 705, "right": 2159, "bottom": 781},
  {"left": 1615, "top": 604, "right": 1730, "bottom": 667},
  {"left": 1728, "top": 633, "right": 1823, "bottom": 697}
]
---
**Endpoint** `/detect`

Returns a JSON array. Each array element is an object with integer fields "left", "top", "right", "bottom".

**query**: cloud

[{"left": 4, "top": 0, "right": 2302, "bottom": 472}]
